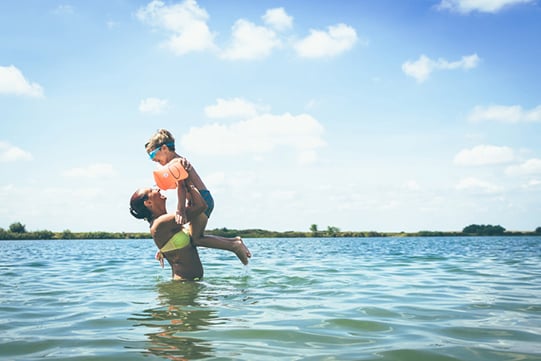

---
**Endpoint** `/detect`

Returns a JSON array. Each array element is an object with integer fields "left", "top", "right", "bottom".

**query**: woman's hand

[
  {"left": 179, "top": 158, "right": 192, "bottom": 172},
  {"left": 175, "top": 209, "right": 187, "bottom": 225}
]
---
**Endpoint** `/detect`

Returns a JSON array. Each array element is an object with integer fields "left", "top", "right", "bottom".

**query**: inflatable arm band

[{"left": 153, "top": 158, "right": 189, "bottom": 190}]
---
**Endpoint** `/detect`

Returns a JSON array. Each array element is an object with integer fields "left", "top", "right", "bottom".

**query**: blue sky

[{"left": 1, "top": 0, "right": 540, "bottom": 233}]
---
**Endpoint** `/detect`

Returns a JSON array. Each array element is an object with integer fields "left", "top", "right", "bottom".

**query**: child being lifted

[{"left": 145, "top": 129, "right": 251, "bottom": 264}]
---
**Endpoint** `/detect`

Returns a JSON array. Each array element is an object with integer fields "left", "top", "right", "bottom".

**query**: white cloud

[
  {"left": 402, "top": 55, "right": 432, "bottom": 83},
  {"left": 456, "top": 177, "right": 502, "bottom": 193},
  {"left": 403, "top": 180, "right": 421, "bottom": 191},
  {"left": 139, "top": 97, "right": 168, "bottom": 114},
  {"left": 0, "top": 65, "right": 44, "bottom": 97},
  {"left": 468, "top": 104, "right": 541, "bottom": 123},
  {"left": 107, "top": 20, "right": 120, "bottom": 29},
  {"left": 0, "top": 142, "right": 33, "bottom": 162},
  {"left": 220, "top": 19, "right": 281, "bottom": 60},
  {"left": 523, "top": 179, "right": 541, "bottom": 188},
  {"left": 52, "top": 4, "right": 74, "bottom": 15},
  {"left": 181, "top": 112, "right": 325, "bottom": 164},
  {"left": 297, "top": 150, "right": 318, "bottom": 165},
  {"left": 136, "top": 0, "right": 215, "bottom": 55},
  {"left": 63, "top": 163, "right": 115, "bottom": 178},
  {"left": 506, "top": 158, "right": 541, "bottom": 176},
  {"left": 294, "top": 23, "right": 357, "bottom": 58},
  {"left": 453, "top": 145, "right": 515, "bottom": 166},
  {"left": 436, "top": 0, "right": 534, "bottom": 14},
  {"left": 262, "top": 7, "right": 293, "bottom": 32},
  {"left": 138, "top": 2, "right": 356, "bottom": 60},
  {"left": 440, "top": 54, "right": 480, "bottom": 70},
  {"left": 402, "top": 53, "right": 480, "bottom": 83},
  {"left": 204, "top": 97, "right": 266, "bottom": 119}
]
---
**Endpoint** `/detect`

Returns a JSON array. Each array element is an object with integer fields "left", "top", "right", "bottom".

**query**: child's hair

[
  {"left": 129, "top": 191, "right": 153, "bottom": 223},
  {"left": 145, "top": 129, "right": 176, "bottom": 153}
]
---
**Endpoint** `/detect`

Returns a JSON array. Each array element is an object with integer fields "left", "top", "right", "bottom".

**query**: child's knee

[{"left": 191, "top": 234, "right": 203, "bottom": 246}]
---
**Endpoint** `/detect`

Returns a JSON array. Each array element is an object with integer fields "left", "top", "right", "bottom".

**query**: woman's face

[{"left": 141, "top": 188, "right": 167, "bottom": 206}]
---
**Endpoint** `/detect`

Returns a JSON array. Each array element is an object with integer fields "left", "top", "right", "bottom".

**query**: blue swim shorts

[{"left": 199, "top": 190, "right": 214, "bottom": 218}]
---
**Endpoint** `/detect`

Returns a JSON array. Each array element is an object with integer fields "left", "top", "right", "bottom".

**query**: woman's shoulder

[
  {"left": 150, "top": 213, "right": 176, "bottom": 233},
  {"left": 156, "top": 213, "right": 177, "bottom": 226}
]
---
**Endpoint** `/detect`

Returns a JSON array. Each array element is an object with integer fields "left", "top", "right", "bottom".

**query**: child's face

[{"left": 148, "top": 145, "right": 167, "bottom": 165}]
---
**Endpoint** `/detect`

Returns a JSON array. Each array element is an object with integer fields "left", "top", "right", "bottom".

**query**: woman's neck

[
  {"left": 150, "top": 203, "right": 167, "bottom": 219},
  {"left": 149, "top": 208, "right": 165, "bottom": 228}
]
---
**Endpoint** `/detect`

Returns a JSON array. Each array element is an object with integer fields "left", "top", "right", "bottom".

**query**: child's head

[
  {"left": 145, "top": 129, "right": 176, "bottom": 163},
  {"left": 145, "top": 129, "right": 175, "bottom": 153}
]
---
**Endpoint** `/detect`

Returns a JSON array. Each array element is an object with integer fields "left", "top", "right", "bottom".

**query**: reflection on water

[{"left": 132, "top": 281, "right": 216, "bottom": 360}]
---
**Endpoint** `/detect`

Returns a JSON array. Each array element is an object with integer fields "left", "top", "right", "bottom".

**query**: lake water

[{"left": 1, "top": 237, "right": 540, "bottom": 360}]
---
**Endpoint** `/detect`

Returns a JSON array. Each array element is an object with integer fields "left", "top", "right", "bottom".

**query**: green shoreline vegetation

[{"left": 1, "top": 222, "right": 541, "bottom": 240}]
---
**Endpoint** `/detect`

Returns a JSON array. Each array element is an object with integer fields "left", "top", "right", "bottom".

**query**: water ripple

[{"left": 1, "top": 237, "right": 540, "bottom": 360}]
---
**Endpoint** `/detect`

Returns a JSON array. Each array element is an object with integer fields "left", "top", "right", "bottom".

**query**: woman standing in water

[{"left": 129, "top": 181, "right": 251, "bottom": 280}]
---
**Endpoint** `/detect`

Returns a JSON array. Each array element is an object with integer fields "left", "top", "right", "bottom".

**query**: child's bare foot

[{"left": 233, "top": 237, "right": 252, "bottom": 265}]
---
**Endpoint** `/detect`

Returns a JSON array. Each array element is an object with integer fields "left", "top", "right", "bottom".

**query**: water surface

[{"left": 1, "top": 237, "right": 540, "bottom": 360}]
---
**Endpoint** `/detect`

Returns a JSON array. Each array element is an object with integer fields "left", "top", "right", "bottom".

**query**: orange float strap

[{"left": 153, "top": 158, "right": 189, "bottom": 190}]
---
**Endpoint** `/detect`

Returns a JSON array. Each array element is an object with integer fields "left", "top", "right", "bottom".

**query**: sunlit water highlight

[{"left": 1, "top": 237, "right": 540, "bottom": 360}]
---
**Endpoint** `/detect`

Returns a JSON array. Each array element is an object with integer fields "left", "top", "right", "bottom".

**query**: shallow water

[{"left": 1, "top": 237, "right": 540, "bottom": 360}]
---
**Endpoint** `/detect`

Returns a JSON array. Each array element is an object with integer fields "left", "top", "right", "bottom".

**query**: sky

[{"left": 1, "top": 0, "right": 540, "bottom": 234}]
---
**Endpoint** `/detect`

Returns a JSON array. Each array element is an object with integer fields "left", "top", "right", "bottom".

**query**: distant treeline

[{"left": 1, "top": 222, "right": 540, "bottom": 240}]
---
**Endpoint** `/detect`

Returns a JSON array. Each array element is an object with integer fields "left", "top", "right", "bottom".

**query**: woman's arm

[{"left": 175, "top": 180, "right": 188, "bottom": 225}]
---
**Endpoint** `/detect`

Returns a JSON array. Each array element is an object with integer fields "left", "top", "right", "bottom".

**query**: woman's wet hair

[{"left": 129, "top": 191, "right": 152, "bottom": 222}]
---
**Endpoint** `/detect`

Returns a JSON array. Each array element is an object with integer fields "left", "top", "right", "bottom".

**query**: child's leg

[
  {"left": 196, "top": 234, "right": 251, "bottom": 265},
  {"left": 190, "top": 214, "right": 252, "bottom": 265}
]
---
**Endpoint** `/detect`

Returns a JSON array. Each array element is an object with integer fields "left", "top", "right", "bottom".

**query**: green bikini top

[{"left": 160, "top": 228, "right": 190, "bottom": 253}]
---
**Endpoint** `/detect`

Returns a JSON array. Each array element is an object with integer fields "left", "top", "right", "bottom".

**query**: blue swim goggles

[{"left": 149, "top": 142, "right": 174, "bottom": 160}]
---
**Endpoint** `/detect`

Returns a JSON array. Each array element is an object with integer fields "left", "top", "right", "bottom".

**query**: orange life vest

[{"left": 153, "top": 158, "right": 188, "bottom": 190}]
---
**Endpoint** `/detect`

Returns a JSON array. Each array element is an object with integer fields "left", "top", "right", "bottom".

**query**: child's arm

[
  {"left": 185, "top": 183, "right": 208, "bottom": 220},
  {"left": 175, "top": 180, "right": 188, "bottom": 225}
]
